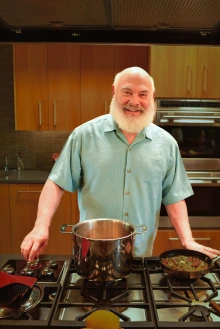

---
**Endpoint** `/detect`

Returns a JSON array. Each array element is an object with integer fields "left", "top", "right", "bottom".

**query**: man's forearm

[
  {"left": 165, "top": 200, "right": 194, "bottom": 248},
  {"left": 35, "top": 178, "right": 64, "bottom": 229}
]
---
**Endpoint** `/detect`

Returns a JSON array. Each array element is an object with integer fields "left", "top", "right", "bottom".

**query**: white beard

[{"left": 110, "top": 97, "right": 155, "bottom": 133}]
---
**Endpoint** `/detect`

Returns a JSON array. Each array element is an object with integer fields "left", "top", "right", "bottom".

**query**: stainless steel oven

[{"left": 156, "top": 99, "right": 220, "bottom": 229}]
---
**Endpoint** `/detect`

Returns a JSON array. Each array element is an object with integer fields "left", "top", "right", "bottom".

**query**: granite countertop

[{"left": 0, "top": 170, "right": 50, "bottom": 184}]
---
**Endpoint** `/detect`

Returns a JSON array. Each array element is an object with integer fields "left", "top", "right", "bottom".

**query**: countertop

[{"left": 0, "top": 170, "right": 50, "bottom": 184}]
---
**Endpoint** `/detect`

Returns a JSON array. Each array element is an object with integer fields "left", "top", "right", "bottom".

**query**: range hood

[{"left": 0, "top": 0, "right": 220, "bottom": 45}]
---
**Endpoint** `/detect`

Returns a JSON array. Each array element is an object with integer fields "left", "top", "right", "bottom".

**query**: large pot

[{"left": 60, "top": 218, "right": 147, "bottom": 281}]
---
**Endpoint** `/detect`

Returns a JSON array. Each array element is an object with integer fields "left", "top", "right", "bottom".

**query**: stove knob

[
  {"left": 21, "top": 267, "right": 35, "bottom": 276},
  {"left": 3, "top": 265, "right": 15, "bottom": 275},
  {"left": 27, "top": 259, "right": 40, "bottom": 268},
  {"left": 41, "top": 267, "right": 54, "bottom": 277},
  {"left": 46, "top": 260, "right": 58, "bottom": 269}
]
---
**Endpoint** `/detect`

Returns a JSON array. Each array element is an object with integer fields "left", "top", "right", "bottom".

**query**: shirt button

[
  {"left": 125, "top": 191, "right": 130, "bottom": 195},
  {"left": 124, "top": 212, "right": 128, "bottom": 216},
  {"left": 127, "top": 169, "right": 131, "bottom": 173},
  {"left": 128, "top": 147, "right": 131, "bottom": 151}
]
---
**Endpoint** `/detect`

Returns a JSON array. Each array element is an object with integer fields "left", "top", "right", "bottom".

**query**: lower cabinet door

[
  {"left": 0, "top": 184, "right": 11, "bottom": 253},
  {"left": 9, "top": 184, "right": 78, "bottom": 255}
]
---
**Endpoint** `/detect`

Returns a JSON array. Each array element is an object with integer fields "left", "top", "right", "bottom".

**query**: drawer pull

[
  {"left": 54, "top": 100, "right": 57, "bottom": 126},
  {"left": 169, "top": 237, "right": 211, "bottom": 241},
  {"left": 104, "top": 100, "right": 108, "bottom": 114},
  {"left": 38, "top": 100, "right": 42, "bottom": 126},
  {"left": 187, "top": 64, "right": 191, "bottom": 93},
  {"left": 17, "top": 191, "right": 42, "bottom": 193}
]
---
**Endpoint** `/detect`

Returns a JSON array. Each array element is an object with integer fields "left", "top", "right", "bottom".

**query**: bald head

[{"left": 113, "top": 67, "right": 155, "bottom": 94}]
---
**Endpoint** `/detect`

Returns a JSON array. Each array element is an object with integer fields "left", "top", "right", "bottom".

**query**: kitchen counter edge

[{"left": 0, "top": 170, "right": 50, "bottom": 184}]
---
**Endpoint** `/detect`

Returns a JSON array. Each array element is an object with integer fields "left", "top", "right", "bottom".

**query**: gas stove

[{"left": 0, "top": 254, "right": 219, "bottom": 328}]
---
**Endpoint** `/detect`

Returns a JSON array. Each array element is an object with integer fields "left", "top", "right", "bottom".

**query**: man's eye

[
  {"left": 140, "top": 94, "right": 148, "bottom": 97},
  {"left": 124, "top": 91, "right": 132, "bottom": 95}
]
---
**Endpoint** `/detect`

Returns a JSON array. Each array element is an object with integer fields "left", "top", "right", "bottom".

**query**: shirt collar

[{"left": 104, "top": 114, "right": 153, "bottom": 140}]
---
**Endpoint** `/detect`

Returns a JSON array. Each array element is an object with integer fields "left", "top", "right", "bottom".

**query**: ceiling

[{"left": 0, "top": 0, "right": 220, "bottom": 45}]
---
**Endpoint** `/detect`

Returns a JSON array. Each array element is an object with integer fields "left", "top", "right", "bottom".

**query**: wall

[{"left": 0, "top": 45, "right": 70, "bottom": 171}]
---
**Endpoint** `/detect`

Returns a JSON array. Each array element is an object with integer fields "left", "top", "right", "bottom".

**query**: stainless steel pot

[{"left": 60, "top": 218, "right": 147, "bottom": 281}]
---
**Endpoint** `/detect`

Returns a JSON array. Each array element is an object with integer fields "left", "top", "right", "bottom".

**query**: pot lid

[{"left": 0, "top": 284, "right": 44, "bottom": 319}]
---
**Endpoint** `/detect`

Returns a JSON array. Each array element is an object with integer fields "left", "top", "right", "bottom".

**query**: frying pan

[{"left": 159, "top": 249, "right": 220, "bottom": 280}]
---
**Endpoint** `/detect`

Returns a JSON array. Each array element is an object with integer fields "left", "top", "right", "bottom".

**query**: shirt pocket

[{"left": 141, "top": 155, "right": 162, "bottom": 185}]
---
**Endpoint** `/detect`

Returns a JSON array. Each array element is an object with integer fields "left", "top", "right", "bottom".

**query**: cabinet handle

[
  {"left": 187, "top": 65, "right": 191, "bottom": 93},
  {"left": 38, "top": 100, "right": 42, "bottom": 126},
  {"left": 169, "top": 237, "right": 211, "bottom": 241},
  {"left": 17, "top": 191, "right": 42, "bottom": 193},
  {"left": 53, "top": 100, "right": 57, "bottom": 126},
  {"left": 104, "top": 100, "right": 108, "bottom": 114},
  {"left": 203, "top": 64, "right": 207, "bottom": 93}
]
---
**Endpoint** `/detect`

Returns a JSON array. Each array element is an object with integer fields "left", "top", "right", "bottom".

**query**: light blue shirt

[{"left": 49, "top": 114, "right": 193, "bottom": 256}]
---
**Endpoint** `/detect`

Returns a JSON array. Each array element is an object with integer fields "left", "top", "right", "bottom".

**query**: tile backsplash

[{"left": 0, "top": 45, "right": 70, "bottom": 171}]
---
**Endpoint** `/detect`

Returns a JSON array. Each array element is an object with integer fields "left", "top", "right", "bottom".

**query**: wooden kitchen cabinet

[
  {"left": 9, "top": 184, "right": 78, "bottom": 255},
  {"left": 196, "top": 47, "right": 220, "bottom": 99},
  {"left": 152, "top": 229, "right": 220, "bottom": 256},
  {"left": 0, "top": 184, "right": 11, "bottom": 253},
  {"left": 113, "top": 45, "right": 148, "bottom": 76},
  {"left": 80, "top": 45, "right": 114, "bottom": 124},
  {"left": 149, "top": 45, "right": 198, "bottom": 98},
  {"left": 80, "top": 45, "right": 149, "bottom": 124},
  {"left": 14, "top": 43, "right": 81, "bottom": 130},
  {"left": 149, "top": 45, "right": 220, "bottom": 99},
  {"left": 14, "top": 44, "right": 48, "bottom": 130}
]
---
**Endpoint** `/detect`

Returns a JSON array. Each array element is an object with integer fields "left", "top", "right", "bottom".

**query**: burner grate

[
  {"left": 51, "top": 258, "right": 155, "bottom": 328},
  {"left": 145, "top": 257, "right": 220, "bottom": 328}
]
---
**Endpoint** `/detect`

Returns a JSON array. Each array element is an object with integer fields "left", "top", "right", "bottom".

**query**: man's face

[{"left": 110, "top": 73, "right": 155, "bottom": 133}]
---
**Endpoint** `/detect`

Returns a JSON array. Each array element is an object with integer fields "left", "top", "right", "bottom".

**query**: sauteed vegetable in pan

[
  {"left": 161, "top": 255, "right": 209, "bottom": 272},
  {"left": 159, "top": 249, "right": 220, "bottom": 280}
]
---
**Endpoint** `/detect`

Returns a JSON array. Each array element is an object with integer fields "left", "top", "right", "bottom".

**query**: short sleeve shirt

[{"left": 49, "top": 114, "right": 194, "bottom": 256}]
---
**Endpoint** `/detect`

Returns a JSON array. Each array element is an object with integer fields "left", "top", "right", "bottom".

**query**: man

[{"left": 21, "top": 67, "right": 220, "bottom": 262}]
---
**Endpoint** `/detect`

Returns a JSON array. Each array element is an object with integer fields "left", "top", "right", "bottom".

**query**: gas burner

[
  {"left": 180, "top": 305, "right": 213, "bottom": 322},
  {"left": 81, "top": 277, "right": 129, "bottom": 302},
  {"left": 166, "top": 275, "right": 218, "bottom": 303}
]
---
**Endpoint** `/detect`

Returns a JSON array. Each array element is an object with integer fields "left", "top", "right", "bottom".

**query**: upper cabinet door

[
  {"left": 80, "top": 45, "right": 114, "bottom": 124},
  {"left": 149, "top": 46, "right": 197, "bottom": 98},
  {"left": 14, "top": 44, "right": 49, "bottom": 130},
  {"left": 196, "top": 47, "right": 220, "bottom": 99},
  {"left": 113, "top": 45, "right": 148, "bottom": 76},
  {"left": 48, "top": 44, "right": 81, "bottom": 131}
]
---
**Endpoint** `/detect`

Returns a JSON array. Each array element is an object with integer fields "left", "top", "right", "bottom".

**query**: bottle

[{"left": 16, "top": 153, "right": 25, "bottom": 171}]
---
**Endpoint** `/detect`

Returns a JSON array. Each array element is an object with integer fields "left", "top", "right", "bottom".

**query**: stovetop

[{"left": 0, "top": 254, "right": 220, "bottom": 328}]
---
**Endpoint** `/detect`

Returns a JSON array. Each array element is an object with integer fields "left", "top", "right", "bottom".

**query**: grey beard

[{"left": 110, "top": 97, "right": 155, "bottom": 133}]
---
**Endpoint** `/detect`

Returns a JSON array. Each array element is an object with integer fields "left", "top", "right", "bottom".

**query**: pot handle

[
  {"left": 60, "top": 224, "right": 74, "bottom": 234},
  {"left": 135, "top": 224, "right": 147, "bottom": 234},
  {"left": 211, "top": 255, "right": 220, "bottom": 265}
]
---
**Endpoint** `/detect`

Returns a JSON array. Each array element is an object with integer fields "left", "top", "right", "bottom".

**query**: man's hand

[
  {"left": 21, "top": 225, "right": 49, "bottom": 262},
  {"left": 185, "top": 240, "right": 220, "bottom": 259}
]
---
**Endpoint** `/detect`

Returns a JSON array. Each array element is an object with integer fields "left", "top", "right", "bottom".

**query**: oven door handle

[
  {"left": 169, "top": 237, "right": 211, "bottom": 241},
  {"left": 163, "top": 115, "right": 220, "bottom": 119}
]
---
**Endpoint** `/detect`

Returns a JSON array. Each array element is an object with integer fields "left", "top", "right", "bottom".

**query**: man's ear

[{"left": 112, "top": 85, "right": 115, "bottom": 96}]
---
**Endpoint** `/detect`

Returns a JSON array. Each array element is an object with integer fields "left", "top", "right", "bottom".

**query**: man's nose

[{"left": 129, "top": 94, "right": 140, "bottom": 106}]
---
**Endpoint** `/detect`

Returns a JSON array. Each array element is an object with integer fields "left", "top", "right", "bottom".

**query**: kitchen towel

[{"left": 0, "top": 271, "right": 37, "bottom": 306}]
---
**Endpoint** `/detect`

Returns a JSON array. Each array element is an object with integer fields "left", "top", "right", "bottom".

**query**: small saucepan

[{"left": 159, "top": 249, "right": 220, "bottom": 280}]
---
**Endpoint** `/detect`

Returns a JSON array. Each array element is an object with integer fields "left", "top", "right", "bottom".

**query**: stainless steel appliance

[
  {"left": 156, "top": 99, "right": 220, "bottom": 229},
  {"left": 0, "top": 254, "right": 220, "bottom": 328}
]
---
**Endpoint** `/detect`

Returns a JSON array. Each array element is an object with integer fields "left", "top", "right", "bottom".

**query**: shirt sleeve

[
  {"left": 162, "top": 142, "right": 194, "bottom": 205},
  {"left": 48, "top": 130, "right": 81, "bottom": 192}
]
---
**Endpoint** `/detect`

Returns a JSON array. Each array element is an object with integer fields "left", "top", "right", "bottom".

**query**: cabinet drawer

[{"left": 153, "top": 229, "right": 220, "bottom": 256}]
